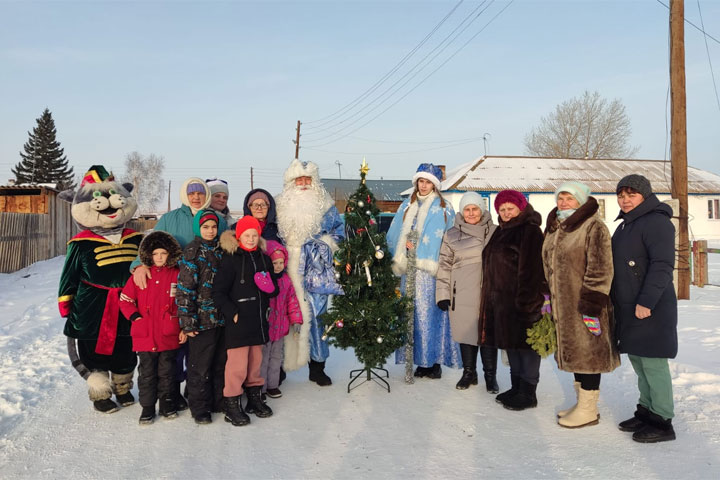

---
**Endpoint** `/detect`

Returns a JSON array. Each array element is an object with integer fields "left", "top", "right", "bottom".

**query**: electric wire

[
  {"left": 655, "top": 0, "right": 720, "bottom": 45},
  {"left": 304, "top": 137, "right": 483, "bottom": 156},
  {"left": 303, "top": 0, "right": 465, "bottom": 127},
  {"left": 697, "top": 0, "right": 720, "bottom": 113}
]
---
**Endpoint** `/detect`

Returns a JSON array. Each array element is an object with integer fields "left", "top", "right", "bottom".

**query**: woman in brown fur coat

[{"left": 542, "top": 181, "right": 620, "bottom": 429}]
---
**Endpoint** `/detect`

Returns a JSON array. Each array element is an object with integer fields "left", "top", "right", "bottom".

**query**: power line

[
  {"left": 303, "top": 1, "right": 493, "bottom": 139},
  {"left": 655, "top": 0, "right": 720, "bottom": 45},
  {"left": 305, "top": 1, "right": 514, "bottom": 148},
  {"left": 304, "top": 136, "right": 483, "bottom": 156},
  {"left": 325, "top": 134, "right": 489, "bottom": 145},
  {"left": 696, "top": 0, "right": 720, "bottom": 113},
  {"left": 304, "top": 0, "right": 465, "bottom": 127}
]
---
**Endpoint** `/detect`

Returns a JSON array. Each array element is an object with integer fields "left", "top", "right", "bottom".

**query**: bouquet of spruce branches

[{"left": 526, "top": 296, "right": 556, "bottom": 358}]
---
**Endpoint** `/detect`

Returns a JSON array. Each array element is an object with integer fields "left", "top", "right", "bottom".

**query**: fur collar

[
  {"left": 498, "top": 203, "right": 541, "bottom": 230},
  {"left": 391, "top": 192, "right": 437, "bottom": 276},
  {"left": 545, "top": 197, "right": 599, "bottom": 234},
  {"left": 219, "top": 230, "right": 266, "bottom": 255}
]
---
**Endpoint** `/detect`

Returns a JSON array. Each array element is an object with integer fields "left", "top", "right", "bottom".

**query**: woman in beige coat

[
  {"left": 542, "top": 181, "right": 620, "bottom": 428},
  {"left": 436, "top": 192, "right": 497, "bottom": 391}
]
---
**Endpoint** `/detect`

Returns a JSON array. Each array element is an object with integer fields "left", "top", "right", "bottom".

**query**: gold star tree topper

[{"left": 360, "top": 157, "right": 370, "bottom": 183}]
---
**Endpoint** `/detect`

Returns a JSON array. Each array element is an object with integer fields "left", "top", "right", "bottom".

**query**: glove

[
  {"left": 582, "top": 315, "right": 601, "bottom": 336},
  {"left": 542, "top": 294, "right": 551, "bottom": 315},
  {"left": 437, "top": 300, "right": 450, "bottom": 311},
  {"left": 292, "top": 324, "right": 302, "bottom": 335},
  {"left": 254, "top": 271, "right": 274, "bottom": 293}
]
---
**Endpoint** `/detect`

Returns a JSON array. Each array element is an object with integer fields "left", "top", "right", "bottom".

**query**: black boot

[
  {"left": 279, "top": 367, "right": 287, "bottom": 386},
  {"left": 245, "top": 386, "right": 273, "bottom": 418},
  {"left": 93, "top": 398, "right": 119, "bottom": 414},
  {"left": 495, "top": 375, "right": 519, "bottom": 404},
  {"left": 224, "top": 396, "right": 250, "bottom": 427},
  {"left": 502, "top": 378, "right": 538, "bottom": 411},
  {"left": 116, "top": 391, "right": 135, "bottom": 407},
  {"left": 632, "top": 411, "right": 676, "bottom": 443},
  {"left": 618, "top": 404, "right": 650, "bottom": 432},
  {"left": 159, "top": 394, "right": 178, "bottom": 419},
  {"left": 426, "top": 363, "right": 442, "bottom": 379},
  {"left": 139, "top": 405, "right": 156, "bottom": 425},
  {"left": 173, "top": 382, "right": 188, "bottom": 411},
  {"left": 309, "top": 360, "right": 332, "bottom": 386},
  {"left": 414, "top": 366, "right": 431, "bottom": 377},
  {"left": 456, "top": 344, "right": 478, "bottom": 390},
  {"left": 480, "top": 346, "right": 499, "bottom": 394}
]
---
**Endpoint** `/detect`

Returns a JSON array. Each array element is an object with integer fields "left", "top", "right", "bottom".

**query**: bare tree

[
  {"left": 524, "top": 91, "right": 639, "bottom": 159},
  {"left": 122, "top": 152, "right": 166, "bottom": 214}
]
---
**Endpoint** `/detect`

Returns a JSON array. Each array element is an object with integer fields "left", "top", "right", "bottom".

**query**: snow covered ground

[{"left": 0, "top": 256, "right": 719, "bottom": 479}]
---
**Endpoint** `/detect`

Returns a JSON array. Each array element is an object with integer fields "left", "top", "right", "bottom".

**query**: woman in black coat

[
  {"left": 611, "top": 174, "right": 677, "bottom": 443},
  {"left": 479, "top": 190, "right": 546, "bottom": 411}
]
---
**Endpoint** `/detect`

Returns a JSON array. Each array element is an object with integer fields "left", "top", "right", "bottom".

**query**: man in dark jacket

[{"left": 611, "top": 174, "right": 677, "bottom": 443}]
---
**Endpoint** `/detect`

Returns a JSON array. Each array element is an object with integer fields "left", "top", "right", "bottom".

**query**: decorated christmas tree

[{"left": 321, "top": 160, "right": 408, "bottom": 390}]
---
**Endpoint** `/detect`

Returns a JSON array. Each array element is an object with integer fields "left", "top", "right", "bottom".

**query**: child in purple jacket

[{"left": 260, "top": 240, "right": 303, "bottom": 398}]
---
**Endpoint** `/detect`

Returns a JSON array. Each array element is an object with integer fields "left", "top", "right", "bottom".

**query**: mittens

[
  {"left": 254, "top": 271, "right": 275, "bottom": 293},
  {"left": 582, "top": 315, "right": 601, "bottom": 336}
]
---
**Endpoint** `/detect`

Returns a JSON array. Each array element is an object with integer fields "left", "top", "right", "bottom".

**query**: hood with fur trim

[
  {"left": 139, "top": 231, "right": 182, "bottom": 268},
  {"left": 180, "top": 178, "right": 211, "bottom": 212},
  {"left": 219, "top": 230, "right": 267, "bottom": 255}
]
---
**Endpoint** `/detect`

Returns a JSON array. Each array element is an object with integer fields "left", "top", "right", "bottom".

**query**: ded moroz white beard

[{"left": 276, "top": 182, "right": 334, "bottom": 246}]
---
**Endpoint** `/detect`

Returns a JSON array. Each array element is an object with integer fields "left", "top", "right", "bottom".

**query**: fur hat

[
  {"left": 412, "top": 163, "right": 443, "bottom": 191},
  {"left": 206, "top": 178, "right": 229, "bottom": 196},
  {"left": 283, "top": 159, "right": 320, "bottom": 185},
  {"left": 192, "top": 209, "right": 220, "bottom": 238},
  {"left": 616, "top": 174, "right": 652, "bottom": 198},
  {"left": 555, "top": 181, "right": 591, "bottom": 206},
  {"left": 139, "top": 231, "right": 182, "bottom": 268},
  {"left": 494, "top": 190, "right": 528, "bottom": 213},
  {"left": 459, "top": 191, "right": 485, "bottom": 212},
  {"left": 235, "top": 215, "right": 262, "bottom": 239}
]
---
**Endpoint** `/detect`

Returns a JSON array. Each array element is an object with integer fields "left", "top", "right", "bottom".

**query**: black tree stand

[{"left": 348, "top": 366, "right": 390, "bottom": 393}]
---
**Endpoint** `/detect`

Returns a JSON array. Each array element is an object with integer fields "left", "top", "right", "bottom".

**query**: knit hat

[
  {"left": 459, "top": 191, "right": 485, "bottom": 213},
  {"left": 192, "top": 209, "right": 220, "bottom": 238},
  {"left": 555, "top": 181, "right": 591, "bottom": 206},
  {"left": 80, "top": 165, "right": 113, "bottom": 187},
  {"left": 187, "top": 182, "right": 205, "bottom": 194},
  {"left": 235, "top": 215, "right": 262, "bottom": 239},
  {"left": 247, "top": 191, "right": 270, "bottom": 207},
  {"left": 412, "top": 163, "right": 443, "bottom": 191},
  {"left": 616, "top": 174, "right": 652, "bottom": 198},
  {"left": 265, "top": 239, "right": 288, "bottom": 264},
  {"left": 494, "top": 190, "right": 528, "bottom": 213},
  {"left": 206, "top": 178, "right": 229, "bottom": 196}
]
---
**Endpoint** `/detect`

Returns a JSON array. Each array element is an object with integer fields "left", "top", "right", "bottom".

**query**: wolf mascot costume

[{"left": 58, "top": 165, "right": 142, "bottom": 413}]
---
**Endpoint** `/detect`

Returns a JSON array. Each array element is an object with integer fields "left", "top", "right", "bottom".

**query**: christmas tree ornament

[
  {"left": 357, "top": 200, "right": 365, "bottom": 208},
  {"left": 335, "top": 319, "right": 344, "bottom": 328},
  {"left": 321, "top": 324, "right": 334, "bottom": 341},
  {"left": 363, "top": 260, "right": 372, "bottom": 286},
  {"left": 335, "top": 272, "right": 341, "bottom": 280},
  {"left": 376, "top": 336, "right": 384, "bottom": 343},
  {"left": 360, "top": 157, "right": 370, "bottom": 184},
  {"left": 374, "top": 245, "right": 384, "bottom": 259},
  {"left": 366, "top": 210, "right": 372, "bottom": 216},
  {"left": 369, "top": 218, "right": 376, "bottom": 226},
  {"left": 346, "top": 263, "right": 351, "bottom": 275}
]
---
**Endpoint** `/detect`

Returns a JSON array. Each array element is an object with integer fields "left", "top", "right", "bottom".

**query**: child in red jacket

[{"left": 120, "top": 231, "right": 183, "bottom": 425}]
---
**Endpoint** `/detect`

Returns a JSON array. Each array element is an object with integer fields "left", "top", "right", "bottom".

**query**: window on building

[
  {"left": 481, "top": 194, "right": 490, "bottom": 212},
  {"left": 597, "top": 198, "right": 606, "bottom": 220},
  {"left": 709, "top": 199, "right": 720, "bottom": 219}
]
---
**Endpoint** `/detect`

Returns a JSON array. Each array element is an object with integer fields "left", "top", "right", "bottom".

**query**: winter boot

[
  {"left": 159, "top": 394, "right": 178, "bottom": 419},
  {"left": 194, "top": 412, "right": 212, "bottom": 425},
  {"left": 309, "top": 360, "right": 332, "bottom": 386},
  {"left": 502, "top": 379, "right": 538, "bottom": 411},
  {"left": 456, "top": 344, "right": 479, "bottom": 390},
  {"left": 632, "top": 411, "right": 676, "bottom": 443},
  {"left": 558, "top": 388, "right": 600, "bottom": 428},
  {"left": 266, "top": 388, "right": 283, "bottom": 398},
  {"left": 495, "top": 375, "right": 520, "bottom": 404},
  {"left": 245, "top": 386, "right": 273, "bottom": 418},
  {"left": 427, "top": 363, "right": 442, "bottom": 379},
  {"left": 173, "top": 381, "right": 189, "bottom": 411},
  {"left": 480, "top": 346, "right": 499, "bottom": 393},
  {"left": 139, "top": 406, "right": 156, "bottom": 425},
  {"left": 279, "top": 367, "right": 286, "bottom": 386},
  {"left": 557, "top": 381, "right": 581, "bottom": 418},
  {"left": 93, "top": 398, "right": 120, "bottom": 414},
  {"left": 111, "top": 372, "right": 135, "bottom": 406},
  {"left": 618, "top": 404, "right": 650, "bottom": 432},
  {"left": 224, "top": 396, "right": 250, "bottom": 427},
  {"left": 413, "top": 366, "right": 432, "bottom": 378}
]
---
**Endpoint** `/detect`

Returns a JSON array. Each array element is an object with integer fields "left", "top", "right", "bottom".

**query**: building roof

[
  {"left": 402, "top": 156, "right": 720, "bottom": 194},
  {"left": 321, "top": 178, "right": 412, "bottom": 201}
]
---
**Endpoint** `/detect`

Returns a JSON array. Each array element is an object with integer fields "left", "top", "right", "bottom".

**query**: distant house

[
  {"left": 401, "top": 156, "right": 720, "bottom": 240},
  {"left": 321, "top": 178, "right": 412, "bottom": 213}
]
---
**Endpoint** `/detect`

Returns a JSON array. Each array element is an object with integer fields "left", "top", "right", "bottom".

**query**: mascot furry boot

[{"left": 58, "top": 165, "right": 141, "bottom": 413}]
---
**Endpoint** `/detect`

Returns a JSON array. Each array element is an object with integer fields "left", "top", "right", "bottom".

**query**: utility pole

[
  {"left": 335, "top": 160, "right": 342, "bottom": 179},
  {"left": 250, "top": 167, "right": 254, "bottom": 190},
  {"left": 670, "top": 0, "right": 690, "bottom": 300},
  {"left": 293, "top": 120, "right": 301, "bottom": 160},
  {"left": 167, "top": 180, "right": 171, "bottom": 212}
]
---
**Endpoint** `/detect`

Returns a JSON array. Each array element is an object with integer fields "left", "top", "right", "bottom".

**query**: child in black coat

[{"left": 213, "top": 215, "right": 279, "bottom": 426}]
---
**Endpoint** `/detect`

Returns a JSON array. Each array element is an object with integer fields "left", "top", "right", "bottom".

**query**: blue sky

[{"left": 1, "top": 0, "right": 718, "bottom": 209}]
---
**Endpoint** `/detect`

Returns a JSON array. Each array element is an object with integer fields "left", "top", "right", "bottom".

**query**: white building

[{"left": 412, "top": 156, "right": 720, "bottom": 241}]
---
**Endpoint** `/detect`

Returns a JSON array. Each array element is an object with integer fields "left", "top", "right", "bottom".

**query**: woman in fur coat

[
  {"left": 436, "top": 192, "right": 497, "bottom": 391},
  {"left": 479, "top": 190, "right": 545, "bottom": 410},
  {"left": 542, "top": 181, "right": 620, "bottom": 428},
  {"left": 387, "top": 163, "right": 459, "bottom": 379}
]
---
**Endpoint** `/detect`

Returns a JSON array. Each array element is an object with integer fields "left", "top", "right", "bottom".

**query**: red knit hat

[
  {"left": 235, "top": 215, "right": 262, "bottom": 239},
  {"left": 494, "top": 190, "right": 528, "bottom": 213}
]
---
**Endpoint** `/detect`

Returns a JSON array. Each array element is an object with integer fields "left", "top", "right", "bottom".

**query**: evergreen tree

[
  {"left": 322, "top": 160, "right": 409, "bottom": 372},
  {"left": 12, "top": 108, "right": 75, "bottom": 190}
]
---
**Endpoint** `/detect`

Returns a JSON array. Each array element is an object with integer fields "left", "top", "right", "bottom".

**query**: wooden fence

[
  {"left": 0, "top": 205, "right": 158, "bottom": 273},
  {"left": 692, "top": 240, "right": 720, "bottom": 287}
]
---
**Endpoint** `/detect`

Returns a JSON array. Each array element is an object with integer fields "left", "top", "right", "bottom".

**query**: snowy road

[{"left": 0, "top": 257, "right": 718, "bottom": 478}]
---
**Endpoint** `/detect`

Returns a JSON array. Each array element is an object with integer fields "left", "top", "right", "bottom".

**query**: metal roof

[
  {"left": 425, "top": 156, "right": 720, "bottom": 194},
  {"left": 321, "top": 178, "right": 412, "bottom": 201}
]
